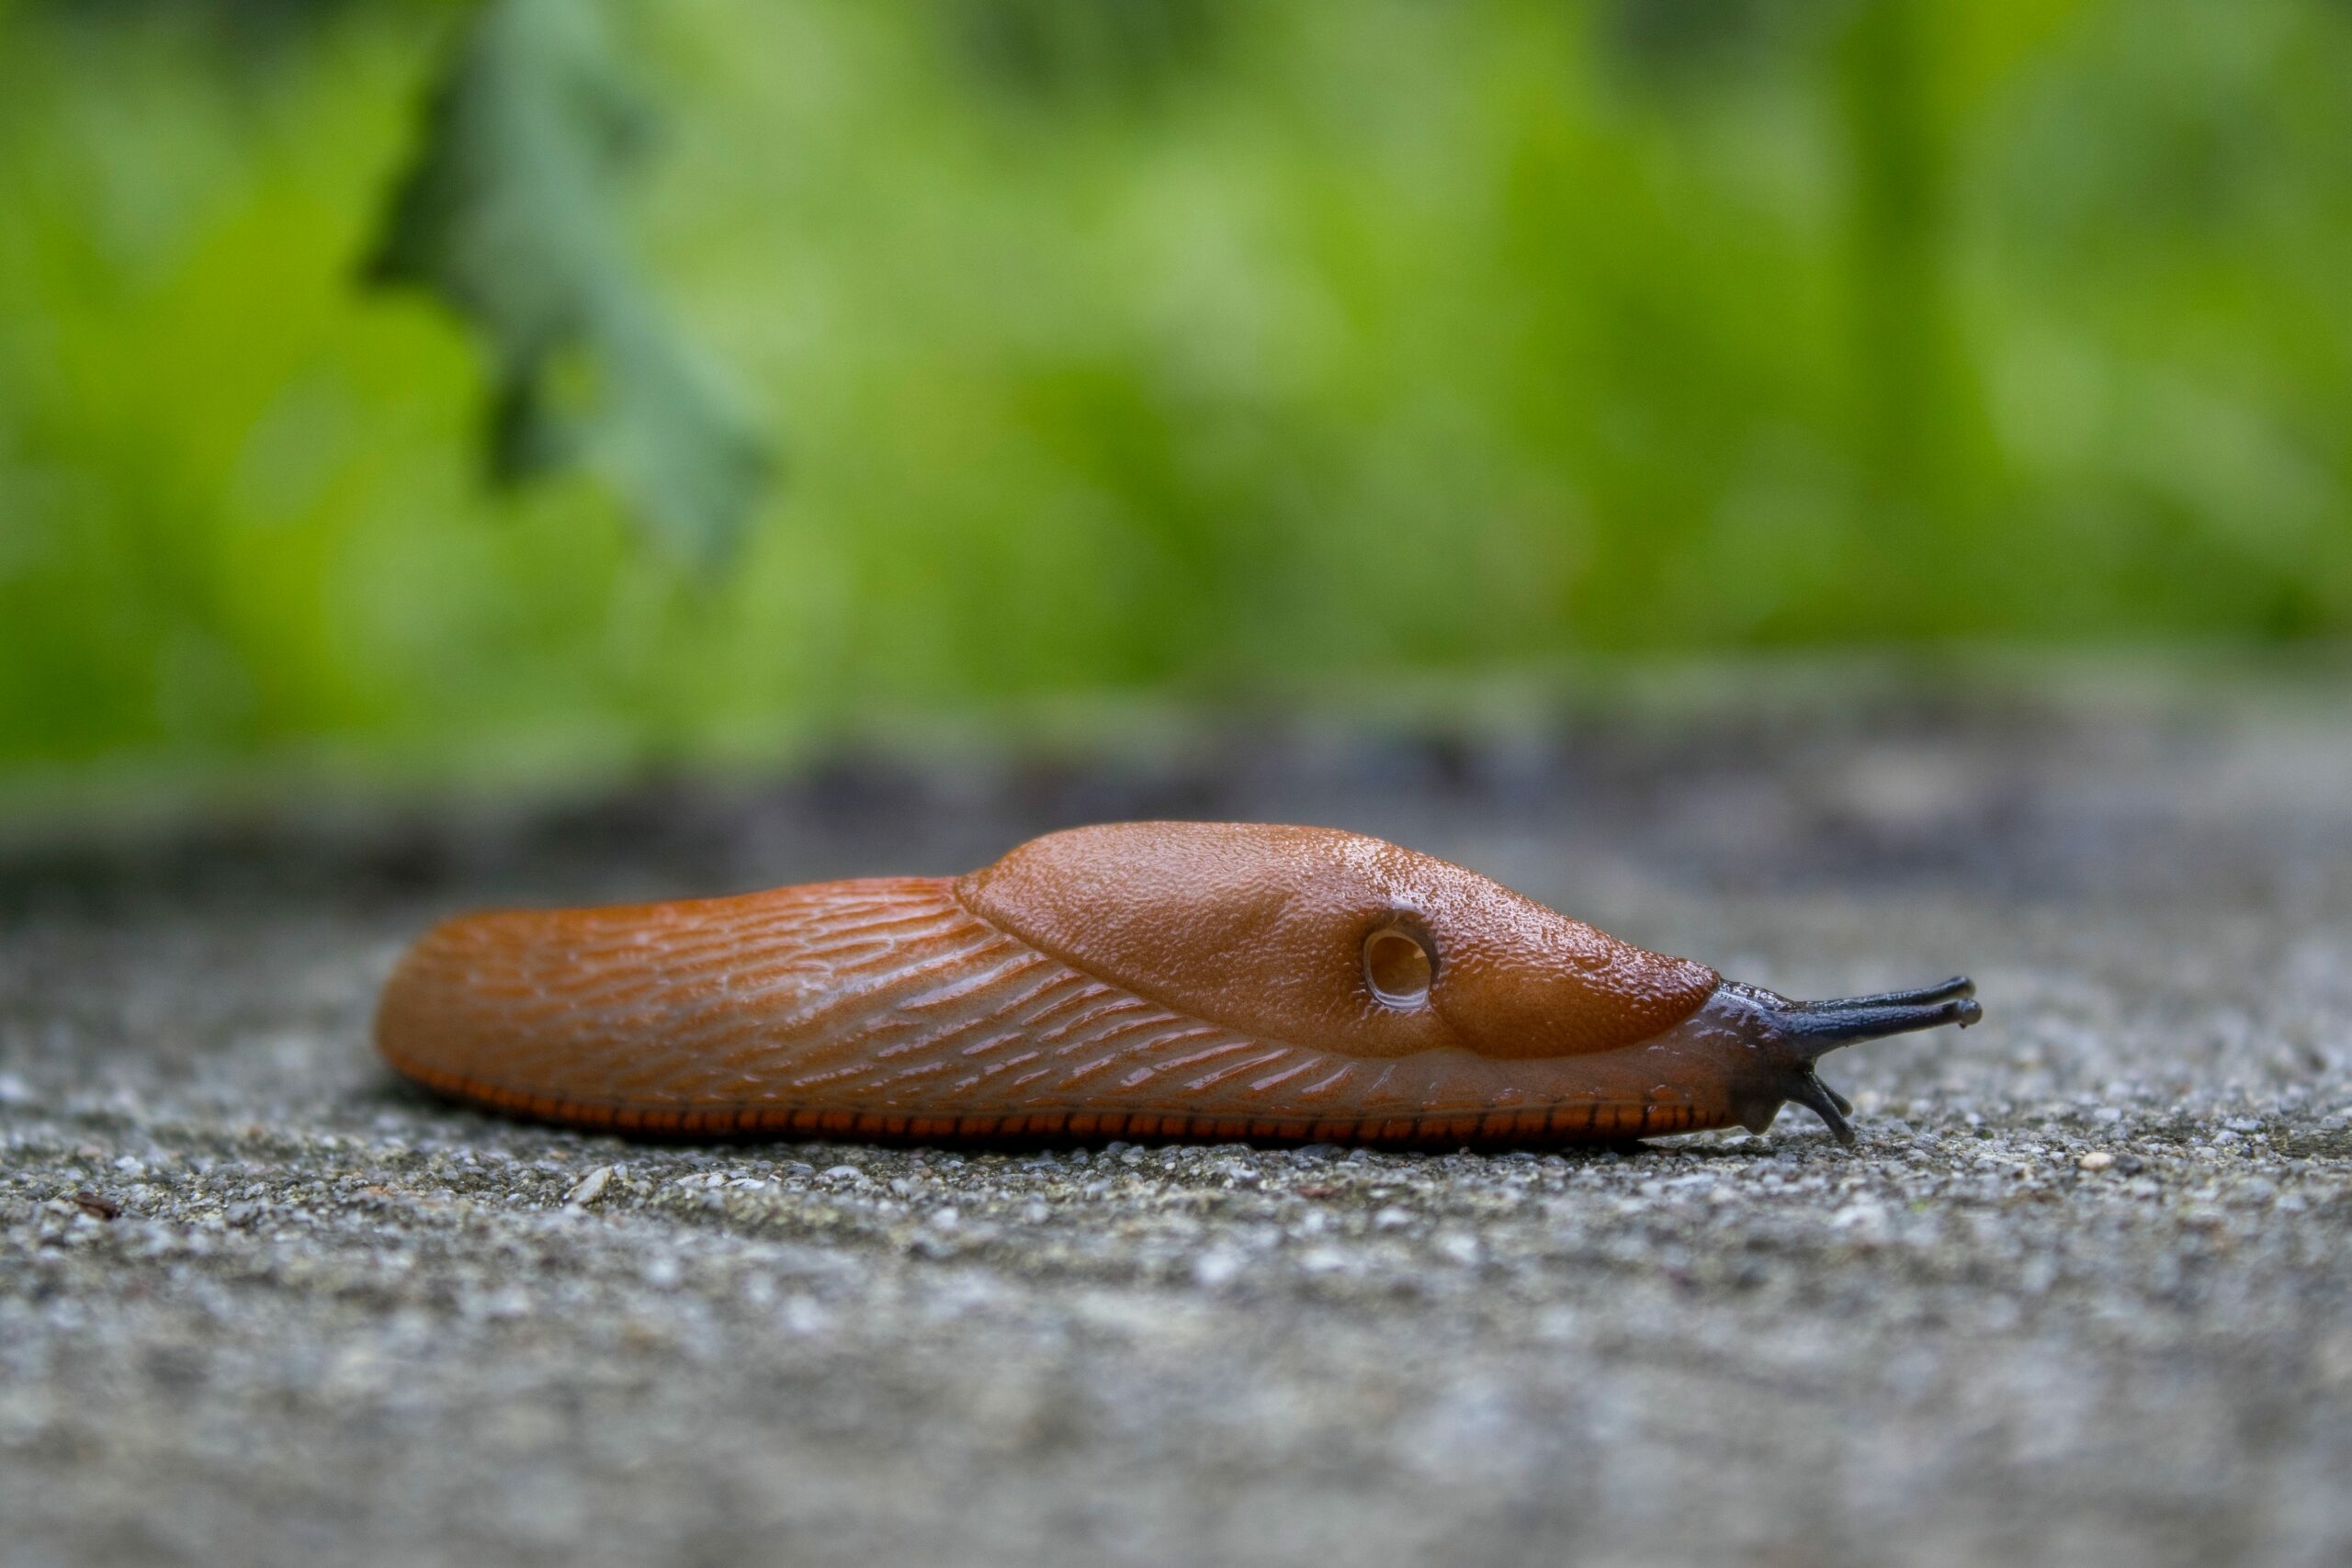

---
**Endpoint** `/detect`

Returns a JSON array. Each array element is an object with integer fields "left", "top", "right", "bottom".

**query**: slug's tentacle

[
  {"left": 375, "top": 821, "right": 1982, "bottom": 1149},
  {"left": 1792, "top": 976, "right": 1977, "bottom": 1014},
  {"left": 1707, "top": 979, "right": 1984, "bottom": 1144},
  {"left": 1775, "top": 995, "right": 1984, "bottom": 1055},
  {"left": 1781, "top": 1071, "right": 1857, "bottom": 1143}
]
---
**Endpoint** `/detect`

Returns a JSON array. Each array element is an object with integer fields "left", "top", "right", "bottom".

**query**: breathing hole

[{"left": 1363, "top": 927, "right": 1434, "bottom": 1008}]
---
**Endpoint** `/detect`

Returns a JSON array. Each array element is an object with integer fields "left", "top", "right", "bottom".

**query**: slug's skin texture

[{"left": 376, "top": 821, "right": 1981, "bottom": 1148}]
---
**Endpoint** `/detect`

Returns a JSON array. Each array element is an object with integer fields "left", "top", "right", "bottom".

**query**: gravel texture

[{"left": 4, "top": 675, "right": 2351, "bottom": 1568}]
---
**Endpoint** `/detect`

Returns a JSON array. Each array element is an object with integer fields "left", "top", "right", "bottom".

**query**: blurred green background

[{"left": 4, "top": 0, "right": 2349, "bottom": 784}]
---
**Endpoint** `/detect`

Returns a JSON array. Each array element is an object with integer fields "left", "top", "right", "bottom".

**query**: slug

[{"left": 376, "top": 820, "right": 1979, "bottom": 1148}]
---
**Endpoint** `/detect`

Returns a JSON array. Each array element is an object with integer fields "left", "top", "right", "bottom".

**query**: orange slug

[{"left": 375, "top": 820, "right": 1980, "bottom": 1149}]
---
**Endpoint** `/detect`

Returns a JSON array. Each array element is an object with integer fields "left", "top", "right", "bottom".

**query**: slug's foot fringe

[{"left": 1725, "top": 976, "right": 1982, "bottom": 1144}]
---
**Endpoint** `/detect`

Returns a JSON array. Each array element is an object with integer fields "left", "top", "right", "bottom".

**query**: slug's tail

[
  {"left": 1727, "top": 976, "right": 1982, "bottom": 1144},
  {"left": 373, "top": 876, "right": 991, "bottom": 1134}
]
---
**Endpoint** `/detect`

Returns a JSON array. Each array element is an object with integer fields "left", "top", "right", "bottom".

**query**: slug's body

[{"left": 376, "top": 822, "right": 1979, "bottom": 1148}]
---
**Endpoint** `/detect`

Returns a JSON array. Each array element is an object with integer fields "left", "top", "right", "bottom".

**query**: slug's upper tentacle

[
  {"left": 1790, "top": 975, "right": 1977, "bottom": 1014},
  {"left": 1774, "top": 995, "right": 1984, "bottom": 1055}
]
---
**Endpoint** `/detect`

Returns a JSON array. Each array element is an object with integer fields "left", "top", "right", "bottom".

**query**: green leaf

[{"left": 365, "top": 0, "right": 771, "bottom": 569}]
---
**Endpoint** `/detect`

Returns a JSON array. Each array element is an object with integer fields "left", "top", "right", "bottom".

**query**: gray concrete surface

[{"left": 4, "top": 674, "right": 2351, "bottom": 1567}]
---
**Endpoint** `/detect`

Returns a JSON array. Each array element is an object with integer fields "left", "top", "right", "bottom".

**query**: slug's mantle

[{"left": 376, "top": 821, "right": 1980, "bottom": 1148}]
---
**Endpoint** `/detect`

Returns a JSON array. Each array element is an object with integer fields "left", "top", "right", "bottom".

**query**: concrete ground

[{"left": 4, "top": 671, "right": 2350, "bottom": 1568}]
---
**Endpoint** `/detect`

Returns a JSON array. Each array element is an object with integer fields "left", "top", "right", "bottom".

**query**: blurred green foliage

[
  {"left": 3, "top": 0, "right": 2349, "bottom": 777},
  {"left": 366, "top": 0, "right": 771, "bottom": 570}
]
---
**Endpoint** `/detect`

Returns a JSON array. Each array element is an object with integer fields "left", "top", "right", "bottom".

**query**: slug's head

[
  {"left": 955, "top": 820, "right": 1723, "bottom": 1061},
  {"left": 1675, "top": 975, "right": 1983, "bottom": 1142},
  {"left": 956, "top": 821, "right": 1982, "bottom": 1141}
]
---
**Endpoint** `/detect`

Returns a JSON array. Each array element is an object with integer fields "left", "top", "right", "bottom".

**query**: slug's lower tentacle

[{"left": 1782, "top": 1071, "right": 1857, "bottom": 1142}]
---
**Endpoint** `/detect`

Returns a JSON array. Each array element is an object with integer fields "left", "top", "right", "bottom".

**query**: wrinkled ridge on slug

[{"left": 374, "top": 821, "right": 1979, "bottom": 1147}]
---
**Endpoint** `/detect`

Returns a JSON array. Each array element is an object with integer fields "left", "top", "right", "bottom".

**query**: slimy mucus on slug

[{"left": 374, "top": 820, "right": 1980, "bottom": 1148}]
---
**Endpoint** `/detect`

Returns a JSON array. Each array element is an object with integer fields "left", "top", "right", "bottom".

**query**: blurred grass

[{"left": 2, "top": 0, "right": 2349, "bottom": 781}]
